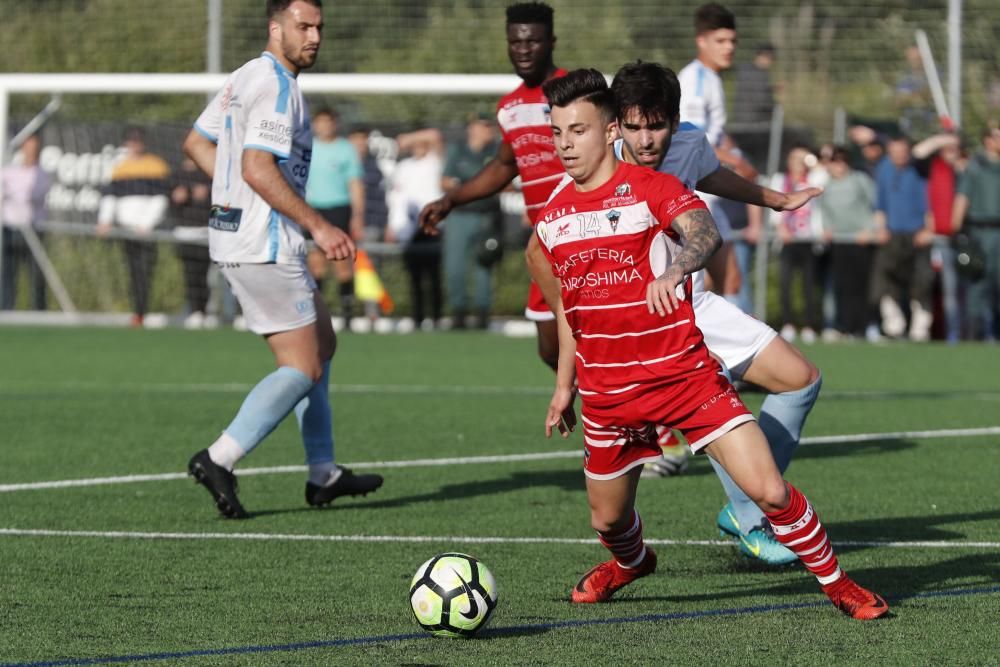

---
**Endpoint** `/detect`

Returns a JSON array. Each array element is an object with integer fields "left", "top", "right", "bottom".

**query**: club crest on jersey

[
  {"left": 606, "top": 209, "right": 621, "bottom": 233},
  {"left": 603, "top": 182, "right": 637, "bottom": 208},
  {"left": 543, "top": 105, "right": 551, "bottom": 123}
]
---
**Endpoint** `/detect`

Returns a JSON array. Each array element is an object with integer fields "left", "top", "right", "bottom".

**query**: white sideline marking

[
  {"left": 0, "top": 528, "right": 997, "bottom": 550},
  {"left": 0, "top": 450, "right": 583, "bottom": 492},
  {"left": 8, "top": 380, "right": 1000, "bottom": 401},
  {"left": 1, "top": 426, "right": 998, "bottom": 494}
]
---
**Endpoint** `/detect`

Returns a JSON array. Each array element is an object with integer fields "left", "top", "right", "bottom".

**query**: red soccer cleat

[
  {"left": 571, "top": 548, "right": 657, "bottom": 603},
  {"left": 822, "top": 576, "right": 890, "bottom": 620}
]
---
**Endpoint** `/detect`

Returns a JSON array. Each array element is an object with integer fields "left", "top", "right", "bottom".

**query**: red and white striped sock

[
  {"left": 599, "top": 510, "right": 646, "bottom": 568},
  {"left": 655, "top": 426, "right": 682, "bottom": 450},
  {"left": 764, "top": 484, "right": 843, "bottom": 586}
]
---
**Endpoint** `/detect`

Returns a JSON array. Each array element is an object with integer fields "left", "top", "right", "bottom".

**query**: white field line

[
  {"left": 1, "top": 528, "right": 998, "bottom": 550},
  {"left": 6, "top": 380, "right": 1000, "bottom": 401},
  {"left": 1, "top": 426, "right": 999, "bottom": 494}
]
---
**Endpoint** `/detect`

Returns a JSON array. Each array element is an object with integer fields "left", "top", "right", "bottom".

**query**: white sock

[
  {"left": 207, "top": 432, "right": 246, "bottom": 472},
  {"left": 308, "top": 462, "right": 342, "bottom": 487}
]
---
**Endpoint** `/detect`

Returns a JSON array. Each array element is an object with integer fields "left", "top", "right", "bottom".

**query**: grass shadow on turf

[
  {"left": 676, "top": 438, "right": 917, "bottom": 478},
  {"left": 792, "top": 437, "right": 916, "bottom": 461},
  {"left": 584, "top": 535, "right": 1000, "bottom": 608},
  {"left": 826, "top": 508, "right": 1000, "bottom": 549},
  {"left": 246, "top": 468, "right": 586, "bottom": 518}
]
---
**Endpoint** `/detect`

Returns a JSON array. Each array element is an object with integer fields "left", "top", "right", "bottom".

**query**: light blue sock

[
  {"left": 224, "top": 366, "right": 315, "bottom": 455},
  {"left": 294, "top": 359, "right": 334, "bottom": 465},
  {"left": 712, "top": 374, "right": 823, "bottom": 533},
  {"left": 759, "top": 374, "right": 822, "bottom": 473}
]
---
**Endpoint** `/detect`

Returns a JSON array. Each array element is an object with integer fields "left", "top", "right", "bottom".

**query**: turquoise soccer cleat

[
  {"left": 717, "top": 503, "right": 798, "bottom": 566},
  {"left": 717, "top": 502, "right": 741, "bottom": 538},
  {"left": 737, "top": 522, "right": 798, "bottom": 565}
]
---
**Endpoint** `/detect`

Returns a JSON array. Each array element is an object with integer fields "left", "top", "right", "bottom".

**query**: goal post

[{"left": 0, "top": 72, "right": 531, "bottom": 323}]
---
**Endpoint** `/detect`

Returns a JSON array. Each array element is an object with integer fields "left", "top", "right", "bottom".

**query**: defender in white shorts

[
  {"left": 180, "top": 0, "right": 383, "bottom": 519},
  {"left": 615, "top": 61, "right": 825, "bottom": 564}
]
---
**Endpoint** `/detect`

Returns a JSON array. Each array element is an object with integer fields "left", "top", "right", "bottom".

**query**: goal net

[{"left": 0, "top": 75, "right": 535, "bottom": 325}]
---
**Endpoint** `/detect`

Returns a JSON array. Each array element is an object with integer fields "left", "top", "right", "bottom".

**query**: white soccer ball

[{"left": 409, "top": 553, "right": 498, "bottom": 638}]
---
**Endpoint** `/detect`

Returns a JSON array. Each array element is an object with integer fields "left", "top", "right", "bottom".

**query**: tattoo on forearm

[{"left": 670, "top": 208, "right": 722, "bottom": 276}]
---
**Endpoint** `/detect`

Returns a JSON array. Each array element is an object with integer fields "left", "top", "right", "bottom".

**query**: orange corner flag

[{"left": 354, "top": 248, "right": 394, "bottom": 314}]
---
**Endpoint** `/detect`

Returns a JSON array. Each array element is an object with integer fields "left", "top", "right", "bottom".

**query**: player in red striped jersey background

[{"left": 419, "top": 3, "right": 569, "bottom": 374}]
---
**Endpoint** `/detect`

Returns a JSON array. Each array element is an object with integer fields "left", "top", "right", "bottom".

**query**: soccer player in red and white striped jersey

[
  {"left": 419, "top": 3, "right": 568, "bottom": 371},
  {"left": 533, "top": 69, "right": 888, "bottom": 620}
]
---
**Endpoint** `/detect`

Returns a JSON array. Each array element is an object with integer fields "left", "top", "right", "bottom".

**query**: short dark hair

[
  {"left": 543, "top": 69, "right": 615, "bottom": 124},
  {"left": 267, "top": 0, "right": 322, "bottom": 19},
  {"left": 124, "top": 126, "right": 146, "bottom": 143},
  {"left": 506, "top": 2, "right": 554, "bottom": 34},
  {"left": 611, "top": 61, "right": 681, "bottom": 123},
  {"left": 313, "top": 106, "right": 338, "bottom": 120},
  {"left": 831, "top": 146, "right": 851, "bottom": 163},
  {"left": 694, "top": 3, "right": 735, "bottom": 34}
]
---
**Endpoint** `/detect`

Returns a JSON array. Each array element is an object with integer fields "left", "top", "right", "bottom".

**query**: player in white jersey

[
  {"left": 528, "top": 61, "right": 823, "bottom": 564},
  {"left": 181, "top": 0, "right": 382, "bottom": 519},
  {"left": 678, "top": 3, "right": 735, "bottom": 149},
  {"left": 678, "top": 3, "right": 747, "bottom": 306}
]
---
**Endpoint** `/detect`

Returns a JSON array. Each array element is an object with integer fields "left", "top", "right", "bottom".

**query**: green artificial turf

[{"left": 1, "top": 328, "right": 998, "bottom": 665}]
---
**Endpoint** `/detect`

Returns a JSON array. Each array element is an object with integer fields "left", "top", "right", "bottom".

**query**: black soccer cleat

[
  {"left": 306, "top": 467, "right": 384, "bottom": 507},
  {"left": 188, "top": 449, "right": 249, "bottom": 519}
]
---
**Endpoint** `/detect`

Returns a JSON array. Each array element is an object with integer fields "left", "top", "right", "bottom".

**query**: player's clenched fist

[
  {"left": 313, "top": 224, "right": 356, "bottom": 262},
  {"left": 418, "top": 196, "right": 453, "bottom": 235}
]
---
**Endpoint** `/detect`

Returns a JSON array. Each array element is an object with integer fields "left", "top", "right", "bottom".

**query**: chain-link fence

[{"left": 2, "top": 1, "right": 998, "bottom": 135}]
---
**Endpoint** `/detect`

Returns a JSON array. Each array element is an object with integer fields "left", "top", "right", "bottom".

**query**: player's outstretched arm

[
  {"left": 183, "top": 130, "right": 218, "bottom": 179},
  {"left": 243, "top": 149, "right": 355, "bottom": 261},
  {"left": 648, "top": 208, "right": 722, "bottom": 316},
  {"left": 418, "top": 142, "right": 519, "bottom": 234},
  {"left": 696, "top": 167, "right": 822, "bottom": 212},
  {"left": 545, "top": 303, "right": 577, "bottom": 440}
]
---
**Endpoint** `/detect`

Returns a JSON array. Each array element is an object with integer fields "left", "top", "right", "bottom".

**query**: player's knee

[
  {"left": 589, "top": 507, "right": 632, "bottom": 534},
  {"left": 754, "top": 480, "right": 790, "bottom": 514},
  {"left": 799, "top": 358, "right": 821, "bottom": 387}
]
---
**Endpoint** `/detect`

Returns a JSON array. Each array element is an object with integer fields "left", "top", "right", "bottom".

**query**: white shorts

[
  {"left": 220, "top": 261, "right": 317, "bottom": 335},
  {"left": 694, "top": 290, "right": 777, "bottom": 378}
]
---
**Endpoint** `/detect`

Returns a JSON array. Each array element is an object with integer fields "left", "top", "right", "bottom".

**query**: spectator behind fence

[
  {"left": 387, "top": 129, "right": 444, "bottom": 330},
  {"left": 1, "top": 134, "right": 51, "bottom": 311},
  {"left": 848, "top": 125, "right": 887, "bottom": 180},
  {"left": 347, "top": 127, "right": 388, "bottom": 244},
  {"left": 818, "top": 147, "right": 879, "bottom": 339},
  {"left": 96, "top": 127, "right": 171, "bottom": 327},
  {"left": 770, "top": 146, "right": 826, "bottom": 344},
  {"left": 913, "top": 132, "right": 965, "bottom": 343},
  {"left": 733, "top": 43, "right": 776, "bottom": 126},
  {"left": 952, "top": 126, "right": 1000, "bottom": 341},
  {"left": 305, "top": 107, "right": 364, "bottom": 322},
  {"left": 872, "top": 136, "right": 934, "bottom": 341},
  {"left": 170, "top": 158, "right": 213, "bottom": 329},
  {"left": 441, "top": 113, "right": 501, "bottom": 330}
]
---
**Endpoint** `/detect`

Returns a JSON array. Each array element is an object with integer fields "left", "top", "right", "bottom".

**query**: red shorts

[
  {"left": 579, "top": 369, "right": 755, "bottom": 480},
  {"left": 524, "top": 282, "right": 554, "bottom": 321}
]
